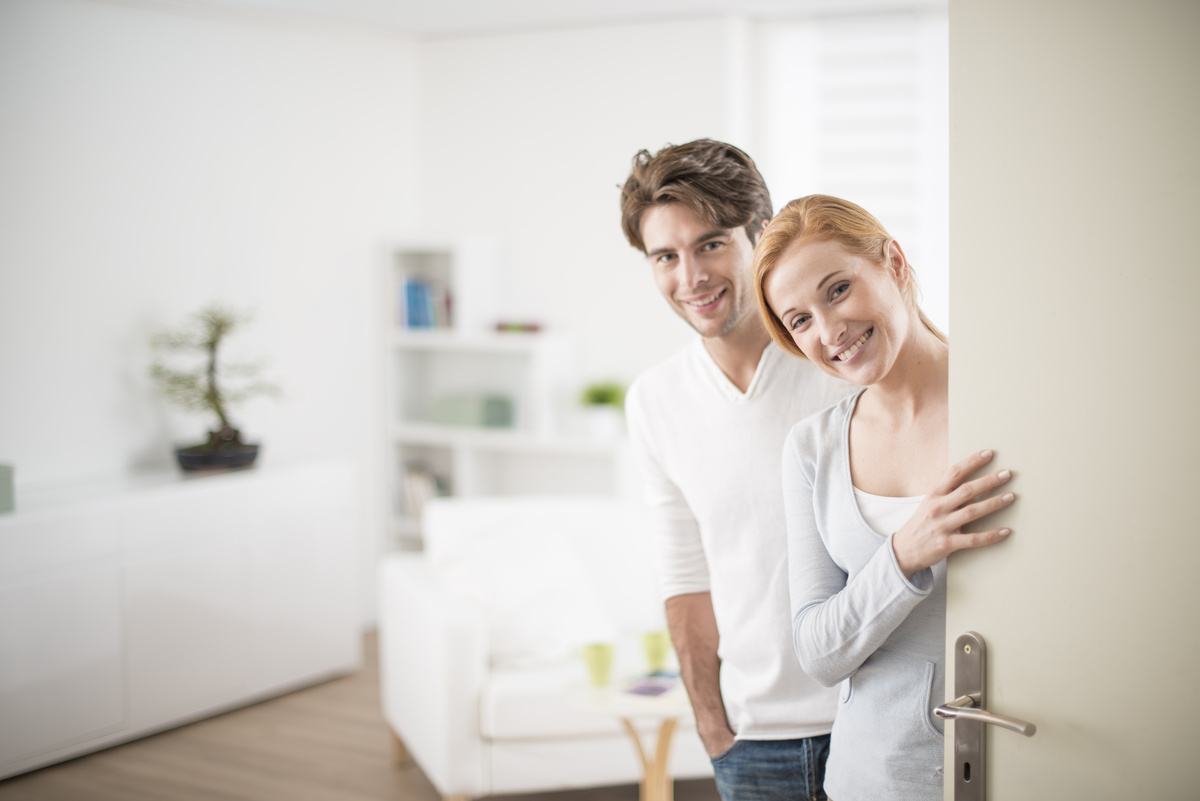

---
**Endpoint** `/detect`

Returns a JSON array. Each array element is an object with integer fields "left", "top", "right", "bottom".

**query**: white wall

[
  {"left": 0, "top": 0, "right": 419, "bottom": 618},
  {"left": 414, "top": 13, "right": 949, "bottom": 384},
  {"left": 0, "top": 0, "right": 949, "bottom": 624},
  {"left": 415, "top": 19, "right": 744, "bottom": 384}
]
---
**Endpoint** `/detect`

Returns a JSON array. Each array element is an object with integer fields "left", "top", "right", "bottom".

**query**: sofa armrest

[{"left": 378, "top": 553, "right": 489, "bottom": 797}]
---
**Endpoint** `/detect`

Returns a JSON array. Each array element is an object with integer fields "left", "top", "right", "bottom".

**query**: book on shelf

[
  {"left": 399, "top": 275, "right": 453, "bottom": 329},
  {"left": 400, "top": 463, "right": 445, "bottom": 519}
]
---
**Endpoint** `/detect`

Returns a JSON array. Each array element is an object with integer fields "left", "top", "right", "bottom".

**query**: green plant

[
  {"left": 580, "top": 381, "right": 625, "bottom": 410},
  {"left": 149, "top": 304, "right": 278, "bottom": 450}
]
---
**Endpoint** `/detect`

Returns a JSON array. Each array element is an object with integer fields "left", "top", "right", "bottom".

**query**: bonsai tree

[{"left": 150, "top": 305, "right": 277, "bottom": 457}]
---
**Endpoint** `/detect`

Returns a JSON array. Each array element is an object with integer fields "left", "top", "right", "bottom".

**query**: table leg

[{"left": 620, "top": 717, "right": 678, "bottom": 801}]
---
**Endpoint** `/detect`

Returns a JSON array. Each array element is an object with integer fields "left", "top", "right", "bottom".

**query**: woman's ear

[{"left": 884, "top": 239, "right": 910, "bottom": 287}]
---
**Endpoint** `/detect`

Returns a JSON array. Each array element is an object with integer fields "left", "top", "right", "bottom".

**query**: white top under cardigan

[
  {"left": 625, "top": 339, "right": 854, "bottom": 740},
  {"left": 783, "top": 389, "right": 946, "bottom": 799}
]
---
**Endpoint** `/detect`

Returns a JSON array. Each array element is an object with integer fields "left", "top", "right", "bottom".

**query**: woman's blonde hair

[{"left": 752, "top": 194, "right": 946, "bottom": 358}]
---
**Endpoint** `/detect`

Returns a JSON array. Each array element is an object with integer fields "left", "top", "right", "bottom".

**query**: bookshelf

[{"left": 385, "top": 243, "right": 629, "bottom": 550}]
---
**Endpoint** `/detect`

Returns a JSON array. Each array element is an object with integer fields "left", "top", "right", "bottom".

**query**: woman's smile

[{"left": 833, "top": 328, "right": 873, "bottom": 363}]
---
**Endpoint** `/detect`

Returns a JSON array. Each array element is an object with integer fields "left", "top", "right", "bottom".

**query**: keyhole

[{"left": 964, "top": 761, "right": 972, "bottom": 782}]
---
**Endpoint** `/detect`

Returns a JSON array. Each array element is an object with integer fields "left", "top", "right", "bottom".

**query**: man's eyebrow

[
  {"left": 693, "top": 229, "right": 729, "bottom": 246},
  {"left": 646, "top": 229, "right": 729, "bottom": 259}
]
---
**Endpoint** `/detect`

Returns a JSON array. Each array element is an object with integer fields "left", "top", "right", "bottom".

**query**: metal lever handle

[{"left": 935, "top": 694, "right": 1037, "bottom": 737}]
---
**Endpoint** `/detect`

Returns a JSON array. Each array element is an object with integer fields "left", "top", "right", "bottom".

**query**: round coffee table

[{"left": 566, "top": 677, "right": 694, "bottom": 801}]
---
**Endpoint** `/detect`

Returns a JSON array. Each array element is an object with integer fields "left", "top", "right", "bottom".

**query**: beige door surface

[{"left": 947, "top": 0, "right": 1200, "bottom": 798}]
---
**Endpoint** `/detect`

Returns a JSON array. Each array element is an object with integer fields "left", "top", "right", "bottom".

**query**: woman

[{"left": 752, "top": 195, "right": 1015, "bottom": 800}]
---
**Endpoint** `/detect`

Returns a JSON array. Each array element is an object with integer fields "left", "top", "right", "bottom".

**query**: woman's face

[{"left": 763, "top": 237, "right": 911, "bottom": 386}]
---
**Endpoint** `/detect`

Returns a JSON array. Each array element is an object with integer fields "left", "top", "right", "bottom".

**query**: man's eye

[
  {"left": 702, "top": 240, "right": 723, "bottom": 251},
  {"left": 656, "top": 253, "right": 676, "bottom": 265}
]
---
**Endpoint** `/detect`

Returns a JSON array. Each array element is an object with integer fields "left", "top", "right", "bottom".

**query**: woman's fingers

[
  {"left": 950, "top": 490, "right": 1016, "bottom": 529},
  {"left": 939, "top": 449, "right": 996, "bottom": 495},
  {"left": 948, "top": 525, "right": 1012, "bottom": 554},
  {"left": 894, "top": 449, "right": 1016, "bottom": 576},
  {"left": 950, "top": 469, "right": 1012, "bottom": 509}
]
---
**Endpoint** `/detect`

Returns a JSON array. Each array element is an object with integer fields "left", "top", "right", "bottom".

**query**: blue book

[
  {"left": 404, "top": 279, "right": 420, "bottom": 328},
  {"left": 415, "top": 281, "right": 432, "bottom": 328}
]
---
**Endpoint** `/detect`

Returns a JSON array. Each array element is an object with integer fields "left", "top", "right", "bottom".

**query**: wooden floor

[{"left": 0, "top": 632, "right": 721, "bottom": 801}]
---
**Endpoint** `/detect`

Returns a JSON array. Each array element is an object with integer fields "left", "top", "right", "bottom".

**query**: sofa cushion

[
  {"left": 423, "top": 497, "right": 666, "bottom": 666},
  {"left": 431, "top": 526, "right": 616, "bottom": 665}
]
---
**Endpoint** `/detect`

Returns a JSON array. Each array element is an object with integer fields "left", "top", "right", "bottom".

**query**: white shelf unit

[{"left": 385, "top": 244, "right": 628, "bottom": 550}]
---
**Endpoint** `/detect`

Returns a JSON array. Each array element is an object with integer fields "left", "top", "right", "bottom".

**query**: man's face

[{"left": 639, "top": 203, "right": 758, "bottom": 340}]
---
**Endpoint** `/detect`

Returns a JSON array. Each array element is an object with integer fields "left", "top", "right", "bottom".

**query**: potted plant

[
  {"left": 579, "top": 381, "right": 626, "bottom": 441},
  {"left": 150, "top": 305, "right": 278, "bottom": 471}
]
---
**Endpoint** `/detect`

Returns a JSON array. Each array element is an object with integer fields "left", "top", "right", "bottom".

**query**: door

[{"left": 947, "top": 0, "right": 1200, "bottom": 798}]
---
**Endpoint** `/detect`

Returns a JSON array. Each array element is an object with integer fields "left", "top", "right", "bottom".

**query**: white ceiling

[{"left": 138, "top": 0, "right": 944, "bottom": 37}]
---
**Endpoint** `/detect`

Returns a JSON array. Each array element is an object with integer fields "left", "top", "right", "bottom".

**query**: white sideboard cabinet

[{"left": 0, "top": 459, "right": 362, "bottom": 779}]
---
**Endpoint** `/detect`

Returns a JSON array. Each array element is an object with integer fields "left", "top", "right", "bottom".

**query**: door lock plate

[{"left": 952, "top": 631, "right": 986, "bottom": 801}]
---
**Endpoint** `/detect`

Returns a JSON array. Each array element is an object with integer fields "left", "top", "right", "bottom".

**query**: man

[{"left": 620, "top": 140, "right": 853, "bottom": 801}]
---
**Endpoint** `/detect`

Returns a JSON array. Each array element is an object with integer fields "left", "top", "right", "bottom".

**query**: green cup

[
  {"left": 642, "top": 630, "right": 671, "bottom": 673},
  {"left": 581, "top": 643, "right": 614, "bottom": 686}
]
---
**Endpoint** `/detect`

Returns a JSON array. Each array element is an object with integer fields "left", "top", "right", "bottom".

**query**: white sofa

[{"left": 378, "top": 495, "right": 713, "bottom": 799}]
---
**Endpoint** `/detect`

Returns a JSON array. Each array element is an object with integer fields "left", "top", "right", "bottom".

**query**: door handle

[
  {"left": 939, "top": 632, "right": 1037, "bottom": 801},
  {"left": 935, "top": 694, "right": 1037, "bottom": 737}
]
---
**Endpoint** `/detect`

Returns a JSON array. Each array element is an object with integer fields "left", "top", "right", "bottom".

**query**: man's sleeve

[{"left": 624, "top": 381, "right": 711, "bottom": 600}]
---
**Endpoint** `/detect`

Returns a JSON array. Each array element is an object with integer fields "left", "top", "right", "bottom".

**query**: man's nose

[{"left": 678, "top": 253, "right": 710, "bottom": 287}]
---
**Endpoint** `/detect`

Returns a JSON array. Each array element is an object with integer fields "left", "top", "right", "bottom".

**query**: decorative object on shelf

[
  {"left": 0, "top": 464, "right": 12, "bottom": 514},
  {"left": 494, "top": 321, "right": 542, "bottom": 333},
  {"left": 430, "top": 394, "right": 515, "bottom": 428},
  {"left": 150, "top": 305, "right": 278, "bottom": 471},
  {"left": 580, "top": 381, "right": 626, "bottom": 441}
]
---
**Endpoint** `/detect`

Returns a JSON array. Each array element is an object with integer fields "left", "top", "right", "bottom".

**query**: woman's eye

[
  {"left": 789, "top": 314, "right": 810, "bottom": 332},
  {"left": 831, "top": 281, "right": 850, "bottom": 299}
]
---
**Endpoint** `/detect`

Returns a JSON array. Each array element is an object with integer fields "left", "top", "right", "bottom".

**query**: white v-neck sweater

[{"left": 625, "top": 339, "right": 855, "bottom": 739}]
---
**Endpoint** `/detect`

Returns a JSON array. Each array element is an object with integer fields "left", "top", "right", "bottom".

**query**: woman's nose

[{"left": 819, "top": 317, "right": 847, "bottom": 348}]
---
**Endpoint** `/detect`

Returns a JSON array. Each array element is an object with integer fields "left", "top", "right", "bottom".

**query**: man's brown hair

[{"left": 620, "top": 139, "right": 773, "bottom": 253}]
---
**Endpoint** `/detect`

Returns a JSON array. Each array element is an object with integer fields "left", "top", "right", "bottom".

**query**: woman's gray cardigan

[{"left": 782, "top": 391, "right": 945, "bottom": 800}]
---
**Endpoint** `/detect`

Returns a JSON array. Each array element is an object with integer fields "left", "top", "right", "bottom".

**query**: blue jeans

[{"left": 710, "top": 735, "right": 831, "bottom": 801}]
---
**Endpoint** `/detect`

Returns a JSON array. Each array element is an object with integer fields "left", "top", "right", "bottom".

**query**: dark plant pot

[{"left": 174, "top": 443, "right": 260, "bottom": 472}]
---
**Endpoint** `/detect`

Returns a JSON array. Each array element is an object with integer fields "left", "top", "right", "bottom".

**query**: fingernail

[
  {"left": 980, "top": 449, "right": 993, "bottom": 459},
  {"left": 1002, "top": 492, "right": 1014, "bottom": 502},
  {"left": 998, "top": 469, "right": 1011, "bottom": 480},
  {"left": 999, "top": 528, "right": 1011, "bottom": 537}
]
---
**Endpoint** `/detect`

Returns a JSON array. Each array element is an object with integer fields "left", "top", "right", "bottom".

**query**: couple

[{"left": 621, "top": 140, "right": 1015, "bottom": 801}]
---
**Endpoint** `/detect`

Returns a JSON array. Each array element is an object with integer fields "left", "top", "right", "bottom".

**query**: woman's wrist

[{"left": 891, "top": 531, "right": 920, "bottom": 580}]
